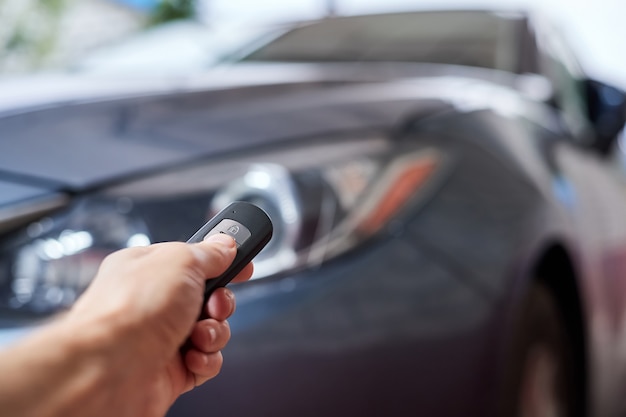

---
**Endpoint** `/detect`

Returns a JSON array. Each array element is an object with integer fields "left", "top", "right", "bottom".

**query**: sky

[{"left": 205, "top": 0, "right": 626, "bottom": 89}]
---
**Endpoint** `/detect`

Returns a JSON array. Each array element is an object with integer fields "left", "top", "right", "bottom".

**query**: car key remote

[{"left": 186, "top": 201, "right": 273, "bottom": 315}]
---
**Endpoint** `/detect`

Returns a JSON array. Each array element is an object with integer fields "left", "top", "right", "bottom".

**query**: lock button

[{"left": 203, "top": 219, "right": 252, "bottom": 248}]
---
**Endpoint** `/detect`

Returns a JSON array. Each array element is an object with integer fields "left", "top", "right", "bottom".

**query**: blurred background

[{"left": 0, "top": 0, "right": 624, "bottom": 88}]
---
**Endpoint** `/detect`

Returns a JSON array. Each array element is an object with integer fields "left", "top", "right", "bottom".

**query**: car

[{"left": 1, "top": 8, "right": 626, "bottom": 417}]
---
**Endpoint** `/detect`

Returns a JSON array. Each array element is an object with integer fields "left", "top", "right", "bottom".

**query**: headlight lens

[
  {"left": 0, "top": 134, "right": 441, "bottom": 315},
  {"left": 0, "top": 198, "right": 150, "bottom": 314}
]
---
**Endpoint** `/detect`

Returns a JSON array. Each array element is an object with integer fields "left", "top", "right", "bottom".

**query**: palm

[{"left": 141, "top": 354, "right": 192, "bottom": 417}]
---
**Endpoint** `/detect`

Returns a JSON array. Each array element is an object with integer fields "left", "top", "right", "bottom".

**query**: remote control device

[{"left": 187, "top": 201, "right": 273, "bottom": 307}]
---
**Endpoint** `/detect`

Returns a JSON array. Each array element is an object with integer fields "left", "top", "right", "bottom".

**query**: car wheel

[{"left": 499, "top": 282, "right": 583, "bottom": 417}]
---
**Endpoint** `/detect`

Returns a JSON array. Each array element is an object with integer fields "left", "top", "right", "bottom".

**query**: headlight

[
  {"left": 0, "top": 198, "right": 150, "bottom": 314},
  {"left": 0, "top": 134, "right": 441, "bottom": 315}
]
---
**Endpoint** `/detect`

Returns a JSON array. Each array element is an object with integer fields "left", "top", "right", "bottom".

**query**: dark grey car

[{"left": 1, "top": 10, "right": 626, "bottom": 417}]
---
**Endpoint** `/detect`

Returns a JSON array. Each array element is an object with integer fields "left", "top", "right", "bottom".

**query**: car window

[
  {"left": 239, "top": 10, "right": 526, "bottom": 73},
  {"left": 534, "top": 19, "right": 591, "bottom": 137}
]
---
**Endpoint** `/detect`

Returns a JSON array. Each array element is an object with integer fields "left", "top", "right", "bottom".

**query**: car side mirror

[{"left": 585, "top": 79, "right": 626, "bottom": 155}]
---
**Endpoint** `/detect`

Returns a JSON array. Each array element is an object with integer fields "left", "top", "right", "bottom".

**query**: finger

[
  {"left": 190, "top": 319, "right": 231, "bottom": 353},
  {"left": 138, "top": 239, "right": 237, "bottom": 285},
  {"left": 185, "top": 349, "right": 223, "bottom": 384},
  {"left": 202, "top": 263, "right": 252, "bottom": 318},
  {"left": 206, "top": 287, "right": 236, "bottom": 320},
  {"left": 231, "top": 262, "right": 254, "bottom": 283}
]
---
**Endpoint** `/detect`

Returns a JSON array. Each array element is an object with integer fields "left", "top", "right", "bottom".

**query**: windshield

[{"left": 240, "top": 11, "right": 526, "bottom": 73}]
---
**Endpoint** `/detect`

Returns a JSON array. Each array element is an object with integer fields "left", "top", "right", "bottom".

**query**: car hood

[{"left": 0, "top": 63, "right": 525, "bottom": 193}]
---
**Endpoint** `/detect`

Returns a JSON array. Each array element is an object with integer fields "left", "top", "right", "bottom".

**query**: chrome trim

[{"left": 0, "top": 194, "right": 69, "bottom": 233}]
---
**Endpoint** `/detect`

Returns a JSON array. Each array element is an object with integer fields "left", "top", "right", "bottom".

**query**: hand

[{"left": 63, "top": 234, "right": 252, "bottom": 417}]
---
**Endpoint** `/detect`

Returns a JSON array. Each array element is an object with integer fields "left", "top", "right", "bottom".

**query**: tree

[{"left": 149, "top": 0, "right": 195, "bottom": 25}]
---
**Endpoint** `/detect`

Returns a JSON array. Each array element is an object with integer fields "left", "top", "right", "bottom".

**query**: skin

[{"left": 0, "top": 233, "right": 252, "bottom": 417}]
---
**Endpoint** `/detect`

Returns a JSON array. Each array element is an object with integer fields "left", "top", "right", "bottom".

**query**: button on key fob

[{"left": 187, "top": 201, "right": 273, "bottom": 317}]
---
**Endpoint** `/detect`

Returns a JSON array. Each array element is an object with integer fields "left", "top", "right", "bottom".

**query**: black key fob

[{"left": 187, "top": 201, "right": 273, "bottom": 313}]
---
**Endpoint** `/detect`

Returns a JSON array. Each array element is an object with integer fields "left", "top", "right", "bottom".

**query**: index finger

[{"left": 231, "top": 261, "right": 254, "bottom": 283}]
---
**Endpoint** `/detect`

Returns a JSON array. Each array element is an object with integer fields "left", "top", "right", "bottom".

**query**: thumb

[{"left": 189, "top": 234, "right": 237, "bottom": 282}]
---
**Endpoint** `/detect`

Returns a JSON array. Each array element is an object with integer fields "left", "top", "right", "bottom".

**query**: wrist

[{"left": 0, "top": 316, "right": 118, "bottom": 417}]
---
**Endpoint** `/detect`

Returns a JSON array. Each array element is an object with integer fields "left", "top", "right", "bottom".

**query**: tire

[{"left": 499, "top": 282, "right": 584, "bottom": 417}]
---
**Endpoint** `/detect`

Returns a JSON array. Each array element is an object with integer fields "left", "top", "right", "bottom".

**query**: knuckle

[{"left": 154, "top": 242, "right": 202, "bottom": 272}]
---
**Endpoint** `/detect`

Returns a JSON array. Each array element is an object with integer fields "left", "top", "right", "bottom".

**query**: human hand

[{"left": 64, "top": 234, "right": 253, "bottom": 417}]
